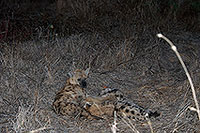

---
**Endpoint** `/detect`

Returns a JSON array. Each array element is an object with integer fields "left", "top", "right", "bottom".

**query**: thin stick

[
  {"left": 147, "top": 119, "right": 154, "bottom": 133},
  {"left": 29, "top": 117, "right": 51, "bottom": 133},
  {"left": 29, "top": 126, "right": 49, "bottom": 133},
  {"left": 120, "top": 113, "right": 139, "bottom": 133},
  {"left": 157, "top": 33, "right": 200, "bottom": 120},
  {"left": 111, "top": 111, "right": 118, "bottom": 133}
]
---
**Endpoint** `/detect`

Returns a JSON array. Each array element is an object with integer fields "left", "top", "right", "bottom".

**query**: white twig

[
  {"left": 111, "top": 111, "right": 118, "bottom": 133},
  {"left": 189, "top": 106, "right": 198, "bottom": 112},
  {"left": 29, "top": 126, "right": 48, "bottom": 133},
  {"left": 147, "top": 119, "right": 154, "bottom": 133},
  {"left": 120, "top": 113, "right": 139, "bottom": 133},
  {"left": 157, "top": 33, "right": 200, "bottom": 120}
]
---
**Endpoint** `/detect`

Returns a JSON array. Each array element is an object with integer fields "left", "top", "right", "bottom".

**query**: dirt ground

[{"left": 0, "top": 1, "right": 200, "bottom": 133}]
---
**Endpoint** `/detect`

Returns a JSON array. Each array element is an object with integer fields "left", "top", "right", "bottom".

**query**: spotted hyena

[
  {"left": 53, "top": 69, "right": 159, "bottom": 121},
  {"left": 53, "top": 68, "right": 90, "bottom": 117},
  {"left": 84, "top": 87, "right": 160, "bottom": 121}
]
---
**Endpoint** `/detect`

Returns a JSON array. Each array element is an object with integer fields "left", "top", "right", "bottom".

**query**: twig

[
  {"left": 29, "top": 126, "right": 49, "bottom": 133},
  {"left": 29, "top": 116, "right": 51, "bottom": 133},
  {"left": 120, "top": 113, "right": 140, "bottom": 133},
  {"left": 147, "top": 119, "right": 154, "bottom": 133},
  {"left": 111, "top": 111, "right": 118, "bottom": 133},
  {"left": 189, "top": 106, "right": 199, "bottom": 112},
  {"left": 157, "top": 33, "right": 200, "bottom": 120},
  {"left": 172, "top": 102, "right": 190, "bottom": 123},
  {"left": 100, "top": 46, "right": 138, "bottom": 75}
]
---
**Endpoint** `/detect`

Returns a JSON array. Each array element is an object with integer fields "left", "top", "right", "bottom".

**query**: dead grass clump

[{"left": 12, "top": 105, "right": 52, "bottom": 133}]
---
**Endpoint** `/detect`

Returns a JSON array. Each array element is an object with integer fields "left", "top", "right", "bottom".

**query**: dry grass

[
  {"left": 0, "top": 1, "right": 200, "bottom": 133},
  {"left": 0, "top": 34, "right": 199, "bottom": 132},
  {"left": 0, "top": 31, "right": 200, "bottom": 133},
  {"left": 0, "top": 0, "right": 199, "bottom": 42},
  {"left": 12, "top": 106, "right": 52, "bottom": 133},
  {"left": 157, "top": 33, "right": 200, "bottom": 120}
]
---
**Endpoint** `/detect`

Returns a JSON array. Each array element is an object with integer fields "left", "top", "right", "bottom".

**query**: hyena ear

[
  {"left": 68, "top": 71, "right": 74, "bottom": 77},
  {"left": 85, "top": 68, "right": 90, "bottom": 76}
]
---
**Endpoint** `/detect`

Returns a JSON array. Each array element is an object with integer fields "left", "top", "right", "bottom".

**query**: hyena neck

[{"left": 66, "top": 79, "right": 77, "bottom": 86}]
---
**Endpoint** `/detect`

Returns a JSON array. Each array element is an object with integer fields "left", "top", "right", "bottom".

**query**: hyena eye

[{"left": 77, "top": 78, "right": 81, "bottom": 81}]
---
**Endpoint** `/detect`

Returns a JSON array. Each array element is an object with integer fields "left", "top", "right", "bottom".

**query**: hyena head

[{"left": 68, "top": 68, "right": 90, "bottom": 88}]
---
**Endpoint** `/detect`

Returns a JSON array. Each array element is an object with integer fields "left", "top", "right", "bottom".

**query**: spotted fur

[
  {"left": 84, "top": 87, "right": 160, "bottom": 121},
  {"left": 53, "top": 69, "right": 159, "bottom": 121},
  {"left": 84, "top": 95, "right": 116, "bottom": 119},
  {"left": 53, "top": 68, "right": 90, "bottom": 117}
]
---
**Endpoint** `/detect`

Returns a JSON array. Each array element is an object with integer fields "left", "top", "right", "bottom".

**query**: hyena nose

[{"left": 80, "top": 79, "right": 87, "bottom": 88}]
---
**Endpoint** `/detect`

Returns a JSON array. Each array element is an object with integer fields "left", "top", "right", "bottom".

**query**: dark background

[{"left": 0, "top": 0, "right": 199, "bottom": 42}]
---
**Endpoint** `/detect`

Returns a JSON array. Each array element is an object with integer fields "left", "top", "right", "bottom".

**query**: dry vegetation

[{"left": 0, "top": 0, "right": 200, "bottom": 132}]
